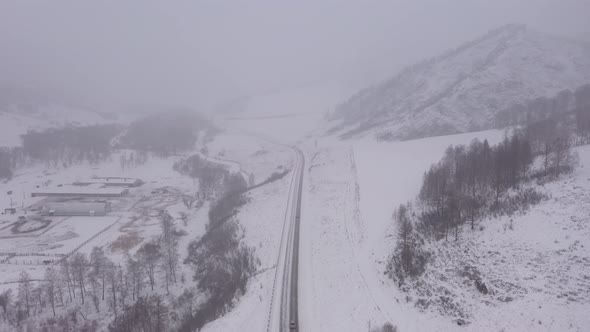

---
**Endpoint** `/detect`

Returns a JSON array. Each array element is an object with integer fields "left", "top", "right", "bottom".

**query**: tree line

[
  {"left": 0, "top": 124, "right": 120, "bottom": 178},
  {"left": 117, "top": 112, "right": 209, "bottom": 156},
  {"left": 173, "top": 153, "right": 250, "bottom": 207},
  {"left": 173, "top": 154, "right": 231, "bottom": 200},
  {"left": 0, "top": 148, "right": 13, "bottom": 179},
  {"left": 178, "top": 157, "right": 258, "bottom": 331},
  {"left": 21, "top": 124, "right": 121, "bottom": 166},
  {"left": 0, "top": 110, "right": 214, "bottom": 178},
  {"left": 494, "top": 83, "right": 590, "bottom": 144},
  {"left": 388, "top": 95, "right": 584, "bottom": 284}
]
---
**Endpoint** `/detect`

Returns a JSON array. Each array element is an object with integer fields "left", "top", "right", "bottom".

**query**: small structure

[
  {"left": 73, "top": 177, "right": 143, "bottom": 188},
  {"left": 41, "top": 201, "right": 111, "bottom": 216},
  {"left": 31, "top": 186, "right": 129, "bottom": 198},
  {"left": 3, "top": 207, "right": 17, "bottom": 214}
]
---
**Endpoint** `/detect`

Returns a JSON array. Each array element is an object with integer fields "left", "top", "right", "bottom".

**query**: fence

[{"left": 0, "top": 252, "right": 66, "bottom": 265}]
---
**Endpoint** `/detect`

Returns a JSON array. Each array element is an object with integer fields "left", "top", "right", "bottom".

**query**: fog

[{"left": 0, "top": 0, "right": 588, "bottom": 111}]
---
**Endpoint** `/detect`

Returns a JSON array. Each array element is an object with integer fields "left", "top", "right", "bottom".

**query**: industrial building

[
  {"left": 41, "top": 201, "right": 111, "bottom": 216},
  {"left": 31, "top": 186, "right": 129, "bottom": 198},
  {"left": 73, "top": 177, "right": 143, "bottom": 187}
]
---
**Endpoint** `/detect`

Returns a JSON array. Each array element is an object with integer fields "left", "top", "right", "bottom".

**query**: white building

[
  {"left": 73, "top": 177, "right": 143, "bottom": 187},
  {"left": 31, "top": 186, "right": 129, "bottom": 198},
  {"left": 41, "top": 201, "right": 111, "bottom": 216}
]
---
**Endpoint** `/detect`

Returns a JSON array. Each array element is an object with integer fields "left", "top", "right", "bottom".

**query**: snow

[
  {"left": 296, "top": 129, "right": 590, "bottom": 331},
  {"left": 221, "top": 80, "right": 358, "bottom": 143},
  {"left": 200, "top": 171, "right": 294, "bottom": 332},
  {"left": 354, "top": 130, "right": 505, "bottom": 262},
  {"left": 299, "top": 138, "right": 455, "bottom": 331},
  {"left": 0, "top": 215, "right": 121, "bottom": 255},
  {"left": 2, "top": 76, "right": 590, "bottom": 331},
  {"left": 0, "top": 91, "right": 310, "bottom": 330},
  {"left": 205, "top": 132, "right": 292, "bottom": 183},
  {"left": 208, "top": 87, "right": 522, "bottom": 331},
  {"left": 192, "top": 133, "right": 296, "bottom": 332},
  {"left": 0, "top": 150, "right": 199, "bottom": 292},
  {"left": 0, "top": 123, "right": 297, "bottom": 330},
  {"left": 330, "top": 25, "right": 590, "bottom": 140}
]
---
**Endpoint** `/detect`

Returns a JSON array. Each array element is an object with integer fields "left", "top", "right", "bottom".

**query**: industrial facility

[
  {"left": 41, "top": 201, "right": 112, "bottom": 216},
  {"left": 31, "top": 185, "right": 129, "bottom": 198},
  {"left": 24, "top": 176, "right": 143, "bottom": 218},
  {"left": 73, "top": 177, "right": 143, "bottom": 188}
]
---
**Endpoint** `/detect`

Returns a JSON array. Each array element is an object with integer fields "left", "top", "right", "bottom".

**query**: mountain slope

[{"left": 329, "top": 24, "right": 590, "bottom": 140}]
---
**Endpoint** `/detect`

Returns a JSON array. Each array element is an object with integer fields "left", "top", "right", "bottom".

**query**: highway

[{"left": 268, "top": 146, "right": 304, "bottom": 331}]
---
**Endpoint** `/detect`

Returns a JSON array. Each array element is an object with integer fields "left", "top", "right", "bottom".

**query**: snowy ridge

[{"left": 330, "top": 24, "right": 590, "bottom": 140}]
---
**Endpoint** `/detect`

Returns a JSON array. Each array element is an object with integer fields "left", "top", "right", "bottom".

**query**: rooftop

[{"left": 32, "top": 186, "right": 128, "bottom": 196}]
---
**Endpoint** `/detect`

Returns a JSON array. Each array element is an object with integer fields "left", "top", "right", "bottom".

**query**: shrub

[{"left": 371, "top": 322, "right": 399, "bottom": 332}]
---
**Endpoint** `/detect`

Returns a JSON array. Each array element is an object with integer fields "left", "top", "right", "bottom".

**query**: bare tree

[
  {"left": 395, "top": 204, "right": 413, "bottom": 274},
  {"left": 60, "top": 259, "right": 75, "bottom": 302},
  {"left": 89, "top": 274, "right": 101, "bottom": 313},
  {"left": 118, "top": 267, "right": 129, "bottom": 308},
  {"left": 0, "top": 289, "right": 13, "bottom": 322},
  {"left": 158, "top": 259, "right": 171, "bottom": 295},
  {"left": 106, "top": 261, "right": 119, "bottom": 319},
  {"left": 18, "top": 271, "right": 32, "bottom": 318},
  {"left": 151, "top": 295, "right": 169, "bottom": 332},
  {"left": 160, "top": 210, "right": 179, "bottom": 283},
  {"left": 32, "top": 285, "right": 44, "bottom": 315},
  {"left": 136, "top": 241, "right": 161, "bottom": 291},
  {"left": 552, "top": 136, "right": 575, "bottom": 176},
  {"left": 575, "top": 84, "right": 590, "bottom": 144},
  {"left": 90, "top": 246, "right": 108, "bottom": 301},
  {"left": 108, "top": 294, "right": 170, "bottom": 332},
  {"left": 125, "top": 255, "right": 144, "bottom": 301},
  {"left": 44, "top": 267, "right": 60, "bottom": 317},
  {"left": 541, "top": 141, "right": 553, "bottom": 177},
  {"left": 71, "top": 253, "right": 89, "bottom": 305}
]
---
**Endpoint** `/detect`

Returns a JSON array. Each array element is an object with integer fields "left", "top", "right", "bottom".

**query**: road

[{"left": 268, "top": 146, "right": 305, "bottom": 331}]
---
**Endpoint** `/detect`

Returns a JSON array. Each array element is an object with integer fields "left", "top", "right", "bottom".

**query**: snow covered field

[
  {"left": 2, "top": 89, "right": 589, "bottom": 331},
  {"left": 0, "top": 215, "right": 120, "bottom": 255},
  {"left": 0, "top": 153, "right": 192, "bottom": 293},
  {"left": 296, "top": 130, "right": 590, "bottom": 331},
  {"left": 353, "top": 130, "right": 506, "bottom": 270},
  {"left": 0, "top": 125, "right": 298, "bottom": 330},
  {"left": 221, "top": 80, "right": 358, "bottom": 143}
]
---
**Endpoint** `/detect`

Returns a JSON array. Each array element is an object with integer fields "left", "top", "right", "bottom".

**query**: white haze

[{"left": 0, "top": 0, "right": 588, "bottom": 111}]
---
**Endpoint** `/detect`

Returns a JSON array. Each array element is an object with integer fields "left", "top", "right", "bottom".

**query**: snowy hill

[
  {"left": 0, "top": 84, "right": 117, "bottom": 147},
  {"left": 291, "top": 130, "right": 589, "bottom": 331},
  {"left": 329, "top": 24, "right": 590, "bottom": 140}
]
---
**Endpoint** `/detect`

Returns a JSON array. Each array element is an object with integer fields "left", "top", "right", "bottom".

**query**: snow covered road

[{"left": 267, "top": 146, "right": 304, "bottom": 332}]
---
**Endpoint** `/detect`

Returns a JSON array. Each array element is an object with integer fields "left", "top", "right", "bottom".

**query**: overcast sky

[{"left": 0, "top": 0, "right": 589, "bottom": 111}]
